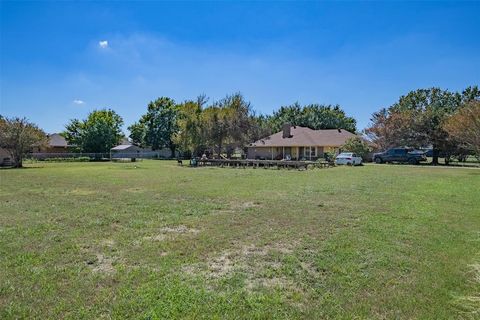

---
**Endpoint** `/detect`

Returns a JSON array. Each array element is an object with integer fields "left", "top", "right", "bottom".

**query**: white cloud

[
  {"left": 73, "top": 99, "right": 85, "bottom": 105},
  {"left": 99, "top": 40, "right": 109, "bottom": 49}
]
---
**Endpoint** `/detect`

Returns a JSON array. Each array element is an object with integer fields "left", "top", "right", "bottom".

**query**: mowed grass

[{"left": 1, "top": 161, "right": 479, "bottom": 319}]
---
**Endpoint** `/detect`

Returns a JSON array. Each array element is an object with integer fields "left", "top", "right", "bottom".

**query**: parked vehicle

[
  {"left": 423, "top": 149, "right": 447, "bottom": 158},
  {"left": 335, "top": 152, "right": 363, "bottom": 166},
  {"left": 373, "top": 148, "right": 427, "bottom": 165}
]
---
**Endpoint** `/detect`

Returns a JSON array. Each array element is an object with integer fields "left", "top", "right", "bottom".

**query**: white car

[{"left": 335, "top": 152, "right": 363, "bottom": 166}]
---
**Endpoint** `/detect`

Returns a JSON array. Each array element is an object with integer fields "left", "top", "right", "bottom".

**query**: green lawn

[{"left": 1, "top": 161, "right": 479, "bottom": 319}]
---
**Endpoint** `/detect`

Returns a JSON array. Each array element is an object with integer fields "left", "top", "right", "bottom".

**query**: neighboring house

[
  {"left": 31, "top": 133, "right": 72, "bottom": 153},
  {"left": 247, "top": 124, "right": 357, "bottom": 160},
  {"left": 0, "top": 147, "right": 12, "bottom": 166}
]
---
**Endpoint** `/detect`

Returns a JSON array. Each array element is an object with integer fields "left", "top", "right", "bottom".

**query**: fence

[
  {"left": 27, "top": 151, "right": 174, "bottom": 160},
  {"left": 197, "top": 158, "right": 332, "bottom": 169},
  {"left": 111, "top": 151, "right": 173, "bottom": 159}
]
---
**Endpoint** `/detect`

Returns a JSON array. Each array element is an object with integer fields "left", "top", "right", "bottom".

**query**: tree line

[
  {"left": 365, "top": 86, "right": 480, "bottom": 164},
  {"left": 62, "top": 92, "right": 358, "bottom": 158},
  {"left": 1, "top": 87, "right": 479, "bottom": 168}
]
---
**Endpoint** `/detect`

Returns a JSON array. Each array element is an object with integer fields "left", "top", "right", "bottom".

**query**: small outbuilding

[
  {"left": 110, "top": 144, "right": 143, "bottom": 159},
  {"left": 110, "top": 144, "right": 179, "bottom": 159}
]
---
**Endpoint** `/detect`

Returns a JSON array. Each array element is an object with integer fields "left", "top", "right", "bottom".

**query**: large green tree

[
  {"left": 127, "top": 121, "right": 146, "bottom": 147},
  {"left": 130, "top": 97, "right": 179, "bottom": 157},
  {"left": 173, "top": 95, "right": 206, "bottom": 157},
  {"left": 201, "top": 105, "right": 231, "bottom": 157},
  {"left": 249, "top": 114, "right": 273, "bottom": 145},
  {"left": 267, "top": 103, "right": 356, "bottom": 133},
  {"left": 63, "top": 109, "right": 124, "bottom": 153},
  {"left": 201, "top": 93, "right": 256, "bottom": 157},
  {"left": 0, "top": 116, "right": 47, "bottom": 168}
]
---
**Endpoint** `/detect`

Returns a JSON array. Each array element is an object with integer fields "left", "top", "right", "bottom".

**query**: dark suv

[{"left": 373, "top": 148, "right": 427, "bottom": 165}]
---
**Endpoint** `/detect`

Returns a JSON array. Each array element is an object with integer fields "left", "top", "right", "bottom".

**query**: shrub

[
  {"left": 42, "top": 157, "right": 91, "bottom": 162},
  {"left": 341, "top": 137, "right": 372, "bottom": 159}
]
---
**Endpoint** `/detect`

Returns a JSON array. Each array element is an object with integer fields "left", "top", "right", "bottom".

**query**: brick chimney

[{"left": 282, "top": 123, "right": 292, "bottom": 138}]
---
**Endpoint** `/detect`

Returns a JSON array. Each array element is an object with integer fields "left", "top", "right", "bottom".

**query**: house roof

[
  {"left": 48, "top": 133, "right": 69, "bottom": 147},
  {"left": 249, "top": 126, "right": 357, "bottom": 147}
]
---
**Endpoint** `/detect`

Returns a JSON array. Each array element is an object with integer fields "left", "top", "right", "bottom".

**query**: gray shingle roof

[{"left": 249, "top": 126, "right": 356, "bottom": 147}]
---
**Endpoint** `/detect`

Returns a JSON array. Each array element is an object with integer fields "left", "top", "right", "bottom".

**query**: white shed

[{"left": 110, "top": 144, "right": 143, "bottom": 159}]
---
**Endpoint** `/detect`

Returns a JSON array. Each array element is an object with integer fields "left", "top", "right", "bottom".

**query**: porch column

[
  {"left": 309, "top": 146, "right": 312, "bottom": 160},
  {"left": 282, "top": 147, "right": 285, "bottom": 159},
  {"left": 271, "top": 147, "right": 273, "bottom": 160}
]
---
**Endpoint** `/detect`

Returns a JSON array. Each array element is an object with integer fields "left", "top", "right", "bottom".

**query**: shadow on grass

[
  {"left": 371, "top": 162, "right": 480, "bottom": 168},
  {"left": 0, "top": 166, "right": 44, "bottom": 170}
]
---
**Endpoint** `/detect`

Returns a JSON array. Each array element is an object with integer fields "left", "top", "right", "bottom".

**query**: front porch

[{"left": 248, "top": 146, "right": 330, "bottom": 160}]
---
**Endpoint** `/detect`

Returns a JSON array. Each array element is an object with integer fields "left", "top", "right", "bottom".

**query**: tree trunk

[
  {"left": 432, "top": 146, "right": 439, "bottom": 165},
  {"left": 226, "top": 147, "right": 233, "bottom": 159},
  {"left": 217, "top": 141, "right": 222, "bottom": 158},
  {"left": 170, "top": 145, "right": 176, "bottom": 159},
  {"left": 14, "top": 157, "right": 23, "bottom": 168}
]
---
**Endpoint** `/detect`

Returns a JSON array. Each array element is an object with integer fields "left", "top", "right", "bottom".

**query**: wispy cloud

[
  {"left": 73, "top": 99, "right": 85, "bottom": 105},
  {"left": 98, "top": 40, "right": 108, "bottom": 49}
]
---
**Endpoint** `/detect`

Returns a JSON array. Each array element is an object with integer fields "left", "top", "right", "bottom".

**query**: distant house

[
  {"left": 31, "top": 133, "right": 73, "bottom": 153},
  {"left": 247, "top": 124, "right": 357, "bottom": 160},
  {"left": 0, "top": 147, "right": 11, "bottom": 166}
]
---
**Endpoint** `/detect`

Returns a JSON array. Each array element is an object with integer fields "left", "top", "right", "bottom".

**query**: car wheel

[
  {"left": 408, "top": 158, "right": 418, "bottom": 165},
  {"left": 375, "top": 157, "right": 382, "bottom": 164}
]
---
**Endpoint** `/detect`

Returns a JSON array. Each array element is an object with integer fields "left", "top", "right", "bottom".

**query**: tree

[
  {"left": 201, "top": 105, "right": 231, "bottom": 157},
  {"left": 173, "top": 95, "right": 207, "bottom": 157},
  {"left": 127, "top": 121, "right": 146, "bottom": 147},
  {"left": 133, "top": 97, "right": 179, "bottom": 157},
  {"left": 266, "top": 103, "right": 303, "bottom": 132},
  {"left": 341, "top": 137, "right": 372, "bottom": 159},
  {"left": 444, "top": 101, "right": 480, "bottom": 159},
  {"left": 63, "top": 109, "right": 124, "bottom": 153},
  {"left": 389, "top": 87, "right": 463, "bottom": 164},
  {"left": 0, "top": 116, "right": 47, "bottom": 168},
  {"left": 220, "top": 93, "right": 254, "bottom": 156},
  {"left": 301, "top": 104, "right": 357, "bottom": 133},
  {"left": 364, "top": 108, "right": 416, "bottom": 150},
  {"left": 365, "top": 86, "right": 479, "bottom": 165},
  {"left": 461, "top": 85, "right": 480, "bottom": 103},
  {"left": 249, "top": 114, "right": 273, "bottom": 145},
  {"left": 267, "top": 103, "right": 357, "bottom": 133},
  {"left": 200, "top": 93, "right": 256, "bottom": 157}
]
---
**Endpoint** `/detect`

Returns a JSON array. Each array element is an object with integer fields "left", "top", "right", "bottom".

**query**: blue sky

[{"left": 1, "top": 1, "right": 479, "bottom": 134}]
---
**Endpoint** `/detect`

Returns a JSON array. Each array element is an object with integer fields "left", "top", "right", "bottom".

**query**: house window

[
  {"left": 304, "top": 147, "right": 316, "bottom": 157},
  {"left": 305, "top": 147, "right": 310, "bottom": 157}
]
